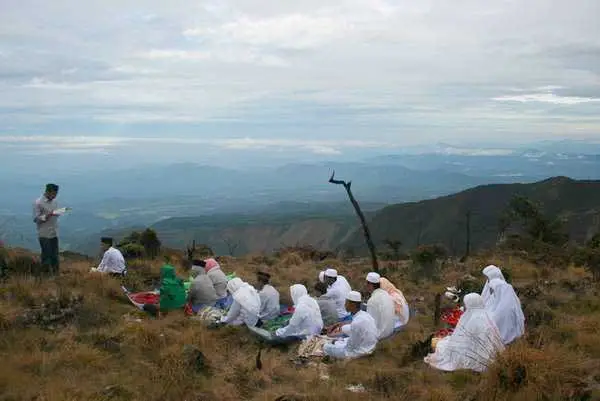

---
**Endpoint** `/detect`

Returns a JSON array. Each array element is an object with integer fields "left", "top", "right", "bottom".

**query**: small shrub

[
  {"left": 280, "top": 252, "right": 303, "bottom": 267},
  {"left": 572, "top": 247, "right": 600, "bottom": 281},
  {"left": 119, "top": 243, "right": 145, "bottom": 259},
  {"left": 410, "top": 244, "right": 448, "bottom": 282},
  {"left": 6, "top": 255, "right": 44, "bottom": 276}
]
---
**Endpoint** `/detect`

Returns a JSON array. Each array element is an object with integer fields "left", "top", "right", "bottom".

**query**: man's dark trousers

[{"left": 39, "top": 237, "right": 59, "bottom": 275}]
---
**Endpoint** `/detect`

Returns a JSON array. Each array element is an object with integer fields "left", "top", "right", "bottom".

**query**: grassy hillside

[
  {"left": 0, "top": 249, "right": 599, "bottom": 400},
  {"left": 344, "top": 177, "right": 600, "bottom": 255}
]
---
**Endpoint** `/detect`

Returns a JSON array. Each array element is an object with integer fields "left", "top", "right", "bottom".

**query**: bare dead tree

[
  {"left": 185, "top": 240, "right": 196, "bottom": 263},
  {"left": 221, "top": 235, "right": 240, "bottom": 256},
  {"left": 329, "top": 170, "right": 379, "bottom": 272},
  {"left": 416, "top": 219, "right": 423, "bottom": 246},
  {"left": 460, "top": 210, "right": 472, "bottom": 262}
]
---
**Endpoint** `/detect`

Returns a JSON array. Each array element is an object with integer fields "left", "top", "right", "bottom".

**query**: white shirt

[
  {"left": 367, "top": 288, "right": 396, "bottom": 339},
  {"left": 259, "top": 284, "right": 281, "bottom": 321},
  {"left": 339, "top": 310, "right": 379, "bottom": 358},
  {"left": 97, "top": 247, "right": 126, "bottom": 274},
  {"left": 327, "top": 275, "right": 352, "bottom": 318},
  {"left": 275, "top": 295, "right": 323, "bottom": 338}
]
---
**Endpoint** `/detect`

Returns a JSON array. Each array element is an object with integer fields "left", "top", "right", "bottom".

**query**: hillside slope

[
  {"left": 1, "top": 251, "right": 599, "bottom": 400},
  {"left": 343, "top": 177, "right": 600, "bottom": 254},
  {"left": 72, "top": 201, "right": 381, "bottom": 256}
]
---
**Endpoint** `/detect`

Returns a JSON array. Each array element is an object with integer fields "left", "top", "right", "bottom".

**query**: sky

[{"left": 1, "top": 0, "right": 600, "bottom": 165}]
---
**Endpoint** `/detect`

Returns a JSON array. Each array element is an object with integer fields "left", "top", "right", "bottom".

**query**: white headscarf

[
  {"left": 481, "top": 265, "right": 505, "bottom": 306},
  {"left": 276, "top": 284, "right": 323, "bottom": 338},
  {"left": 486, "top": 278, "right": 525, "bottom": 345},
  {"left": 227, "top": 278, "right": 260, "bottom": 317},
  {"left": 425, "top": 293, "right": 505, "bottom": 372}
]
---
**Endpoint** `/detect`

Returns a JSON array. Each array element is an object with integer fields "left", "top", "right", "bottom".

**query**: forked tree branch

[{"left": 329, "top": 170, "right": 379, "bottom": 272}]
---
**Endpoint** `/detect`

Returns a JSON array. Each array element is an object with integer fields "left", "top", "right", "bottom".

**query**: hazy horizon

[{"left": 1, "top": 0, "right": 599, "bottom": 172}]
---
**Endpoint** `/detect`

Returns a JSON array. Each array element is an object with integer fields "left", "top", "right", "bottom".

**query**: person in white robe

[
  {"left": 481, "top": 265, "right": 506, "bottom": 307},
  {"left": 365, "top": 272, "right": 396, "bottom": 339},
  {"left": 220, "top": 278, "right": 261, "bottom": 327},
  {"left": 486, "top": 278, "right": 525, "bottom": 345},
  {"left": 276, "top": 284, "right": 323, "bottom": 338},
  {"left": 256, "top": 271, "right": 280, "bottom": 321},
  {"left": 424, "top": 293, "right": 505, "bottom": 372},
  {"left": 323, "top": 291, "right": 379, "bottom": 359},
  {"left": 249, "top": 284, "right": 323, "bottom": 344},
  {"left": 322, "top": 268, "right": 352, "bottom": 319},
  {"left": 379, "top": 277, "right": 410, "bottom": 328},
  {"left": 90, "top": 237, "right": 126, "bottom": 276}
]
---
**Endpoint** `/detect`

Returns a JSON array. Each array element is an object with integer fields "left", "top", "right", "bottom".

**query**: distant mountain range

[
  {"left": 68, "top": 177, "right": 600, "bottom": 257},
  {"left": 2, "top": 140, "right": 600, "bottom": 255}
]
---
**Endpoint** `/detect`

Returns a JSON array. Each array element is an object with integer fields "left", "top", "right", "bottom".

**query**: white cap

[
  {"left": 346, "top": 290, "right": 362, "bottom": 303},
  {"left": 324, "top": 268, "right": 338, "bottom": 278},
  {"left": 318, "top": 271, "right": 325, "bottom": 283},
  {"left": 366, "top": 272, "right": 380, "bottom": 284}
]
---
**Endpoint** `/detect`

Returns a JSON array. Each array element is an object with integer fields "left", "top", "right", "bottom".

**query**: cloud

[
  {"left": 492, "top": 92, "right": 600, "bottom": 105},
  {"left": 0, "top": 0, "right": 599, "bottom": 147},
  {"left": 184, "top": 14, "right": 353, "bottom": 50},
  {"left": 0, "top": 135, "right": 386, "bottom": 155}
]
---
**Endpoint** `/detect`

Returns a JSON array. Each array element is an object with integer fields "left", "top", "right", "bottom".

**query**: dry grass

[{"left": 0, "top": 252, "right": 599, "bottom": 401}]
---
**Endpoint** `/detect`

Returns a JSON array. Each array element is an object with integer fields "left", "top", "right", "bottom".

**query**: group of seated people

[
  {"left": 424, "top": 264, "right": 526, "bottom": 372},
  {"left": 213, "top": 267, "right": 411, "bottom": 360},
  {"left": 94, "top": 238, "right": 525, "bottom": 369}
]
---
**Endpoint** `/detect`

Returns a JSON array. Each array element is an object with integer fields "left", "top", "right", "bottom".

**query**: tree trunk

[
  {"left": 461, "top": 211, "right": 472, "bottom": 262},
  {"left": 329, "top": 171, "right": 379, "bottom": 272},
  {"left": 433, "top": 293, "right": 442, "bottom": 327}
]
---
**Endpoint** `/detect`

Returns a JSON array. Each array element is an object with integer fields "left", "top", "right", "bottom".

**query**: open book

[{"left": 52, "top": 207, "right": 71, "bottom": 216}]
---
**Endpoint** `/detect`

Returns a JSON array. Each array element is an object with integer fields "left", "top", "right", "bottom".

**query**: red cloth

[
  {"left": 129, "top": 292, "right": 159, "bottom": 305},
  {"left": 440, "top": 306, "right": 463, "bottom": 327}
]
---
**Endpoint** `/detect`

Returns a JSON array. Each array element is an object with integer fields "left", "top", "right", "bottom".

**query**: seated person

[
  {"left": 424, "top": 293, "right": 504, "bottom": 372},
  {"left": 322, "top": 268, "right": 352, "bottom": 320},
  {"left": 194, "top": 258, "right": 231, "bottom": 309},
  {"left": 256, "top": 271, "right": 280, "bottom": 321},
  {"left": 220, "top": 278, "right": 261, "bottom": 327},
  {"left": 379, "top": 276, "right": 410, "bottom": 328},
  {"left": 323, "top": 291, "right": 379, "bottom": 359},
  {"left": 313, "top": 281, "right": 339, "bottom": 327},
  {"left": 481, "top": 265, "right": 506, "bottom": 307},
  {"left": 365, "top": 272, "right": 396, "bottom": 340},
  {"left": 249, "top": 284, "right": 323, "bottom": 345},
  {"left": 90, "top": 237, "right": 126, "bottom": 276},
  {"left": 158, "top": 264, "right": 187, "bottom": 312},
  {"left": 187, "top": 259, "right": 219, "bottom": 313},
  {"left": 486, "top": 278, "right": 525, "bottom": 345}
]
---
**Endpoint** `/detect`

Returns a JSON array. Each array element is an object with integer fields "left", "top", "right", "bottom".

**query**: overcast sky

[{"left": 1, "top": 0, "right": 599, "bottom": 161}]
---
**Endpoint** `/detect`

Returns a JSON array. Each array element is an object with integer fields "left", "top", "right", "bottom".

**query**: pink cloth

[{"left": 204, "top": 258, "right": 220, "bottom": 272}]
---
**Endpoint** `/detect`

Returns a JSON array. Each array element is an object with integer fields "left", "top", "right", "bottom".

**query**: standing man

[{"left": 33, "top": 183, "right": 61, "bottom": 275}]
